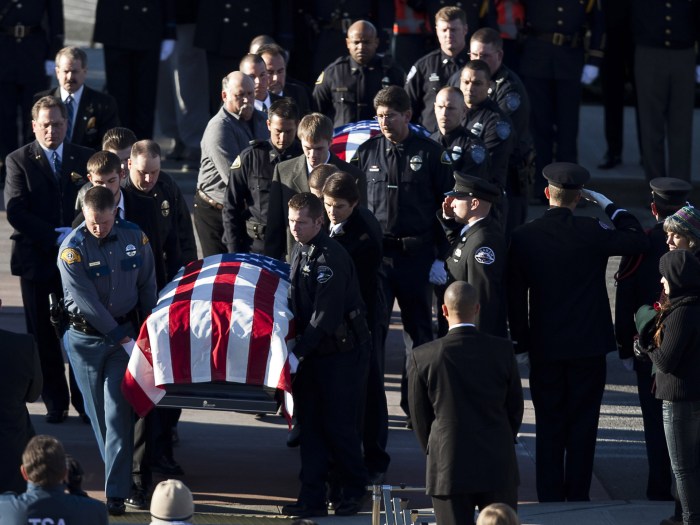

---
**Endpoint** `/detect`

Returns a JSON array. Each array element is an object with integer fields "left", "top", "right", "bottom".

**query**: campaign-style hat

[
  {"left": 542, "top": 162, "right": 590, "bottom": 189},
  {"left": 649, "top": 177, "right": 692, "bottom": 206},
  {"left": 150, "top": 479, "right": 194, "bottom": 525},
  {"left": 445, "top": 171, "right": 501, "bottom": 202}
]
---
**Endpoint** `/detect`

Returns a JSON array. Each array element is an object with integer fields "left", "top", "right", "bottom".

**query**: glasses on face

[{"left": 374, "top": 113, "right": 400, "bottom": 123}]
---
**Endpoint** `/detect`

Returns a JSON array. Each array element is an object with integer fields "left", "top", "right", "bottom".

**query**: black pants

[
  {"left": 529, "top": 355, "right": 607, "bottom": 502},
  {"left": 20, "top": 275, "right": 84, "bottom": 415},
  {"left": 379, "top": 250, "right": 434, "bottom": 416},
  {"left": 193, "top": 193, "right": 226, "bottom": 257},
  {"left": 295, "top": 345, "right": 369, "bottom": 508},
  {"left": 522, "top": 75, "right": 581, "bottom": 195},
  {"left": 103, "top": 46, "right": 159, "bottom": 139}
]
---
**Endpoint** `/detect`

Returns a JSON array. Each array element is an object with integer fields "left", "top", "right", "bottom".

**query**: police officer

[
  {"left": 0, "top": 0, "right": 63, "bottom": 182},
  {"left": 58, "top": 185, "right": 157, "bottom": 516},
  {"left": 614, "top": 177, "right": 692, "bottom": 502},
  {"left": 223, "top": 98, "right": 303, "bottom": 254},
  {"left": 518, "top": 0, "right": 603, "bottom": 200},
  {"left": 468, "top": 28, "right": 534, "bottom": 235},
  {"left": 405, "top": 6, "right": 470, "bottom": 131},
  {"left": 282, "top": 192, "right": 370, "bottom": 518},
  {"left": 507, "top": 163, "right": 648, "bottom": 502},
  {"left": 633, "top": 0, "right": 700, "bottom": 182},
  {"left": 440, "top": 172, "right": 507, "bottom": 338},
  {"left": 313, "top": 20, "right": 405, "bottom": 128},
  {"left": 125, "top": 140, "right": 198, "bottom": 279},
  {"left": 352, "top": 85, "right": 453, "bottom": 417},
  {"left": 194, "top": 0, "right": 293, "bottom": 115},
  {"left": 431, "top": 86, "right": 489, "bottom": 179},
  {"left": 459, "top": 60, "right": 513, "bottom": 226},
  {"left": 93, "top": 0, "right": 177, "bottom": 139}
]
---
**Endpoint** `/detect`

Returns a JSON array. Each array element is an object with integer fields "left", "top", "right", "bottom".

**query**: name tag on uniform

[
  {"left": 88, "top": 261, "right": 101, "bottom": 267},
  {"left": 369, "top": 166, "right": 380, "bottom": 172},
  {"left": 429, "top": 73, "right": 440, "bottom": 82}
]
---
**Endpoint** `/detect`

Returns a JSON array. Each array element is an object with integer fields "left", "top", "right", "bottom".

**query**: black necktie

[
  {"left": 386, "top": 143, "right": 403, "bottom": 234},
  {"left": 52, "top": 150, "right": 62, "bottom": 180},
  {"left": 65, "top": 95, "right": 75, "bottom": 141}
]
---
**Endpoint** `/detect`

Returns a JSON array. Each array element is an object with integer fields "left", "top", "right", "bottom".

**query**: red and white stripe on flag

[{"left": 122, "top": 253, "right": 295, "bottom": 419}]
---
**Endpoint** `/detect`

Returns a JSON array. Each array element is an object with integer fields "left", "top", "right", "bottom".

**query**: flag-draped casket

[{"left": 121, "top": 253, "right": 295, "bottom": 418}]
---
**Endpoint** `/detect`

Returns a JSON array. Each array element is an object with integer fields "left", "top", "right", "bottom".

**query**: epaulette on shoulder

[{"left": 249, "top": 139, "right": 267, "bottom": 148}]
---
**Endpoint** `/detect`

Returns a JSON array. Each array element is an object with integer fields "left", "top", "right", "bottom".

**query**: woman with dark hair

[
  {"left": 321, "top": 172, "right": 390, "bottom": 485},
  {"left": 646, "top": 249, "right": 700, "bottom": 525}
]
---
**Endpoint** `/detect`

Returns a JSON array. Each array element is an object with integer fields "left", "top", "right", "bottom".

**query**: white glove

[
  {"left": 428, "top": 259, "right": 448, "bottom": 285},
  {"left": 45, "top": 60, "right": 55, "bottom": 76},
  {"left": 581, "top": 188, "right": 613, "bottom": 209},
  {"left": 696, "top": 66, "right": 700, "bottom": 83},
  {"left": 288, "top": 352, "right": 299, "bottom": 374},
  {"left": 160, "top": 39, "right": 176, "bottom": 61},
  {"left": 55, "top": 227, "right": 72, "bottom": 245},
  {"left": 580, "top": 64, "right": 599, "bottom": 85},
  {"left": 621, "top": 357, "right": 634, "bottom": 372},
  {"left": 515, "top": 353, "right": 530, "bottom": 367}
]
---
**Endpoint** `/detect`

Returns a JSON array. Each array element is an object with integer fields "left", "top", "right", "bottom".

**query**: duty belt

[
  {"left": 530, "top": 31, "right": 582, "bottom": 48},
  {"left": 0, "top": 24, "right": 40, "bottom": 38},
  {"left": 68, "top": 312, "right": 133, "bottom": 337},
  {"left": 196, "top": 188, "right": 223, "bottom": 210}
]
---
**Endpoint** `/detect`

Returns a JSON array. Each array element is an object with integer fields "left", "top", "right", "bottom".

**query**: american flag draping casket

[
  {"left": 121, "top": 253, "right": 295, "bottom": 419},
  {"left": 330, "top": 120, "right": 431, "bottom": 162}
]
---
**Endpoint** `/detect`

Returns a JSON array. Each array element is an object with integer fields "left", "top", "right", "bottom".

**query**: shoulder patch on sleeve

[
  {"left": 441, "top": 151, "right": 453, "bottom": 165},
  {"left": 142, "top": 232, "right": 149, "bottom": 245},
  {"left": 315, "top": 71, "right": 324, "bottom": 85},
  {"left": 495, "top": 120, "right": 511, "bottom": 140},
  {"left": 406, "top": 65, "right": 417, "bottom": 82},
  {"left": 470, "top": 144, "right": 487, "bottom": 164},
  {"left": 231, "top": 155, "right": 241, "bottom": 170},
  {"left": 474, "top": 247, "right": 495, "bottom": 265},
  {"left": 60, "top": 248, "right": 81, "bottom": 264},
  {"left": 316, "top": 265, "right": 334, "bottom": 283},
  {"left": 505, "top": 91, "right": 521, "bottom": 112}
]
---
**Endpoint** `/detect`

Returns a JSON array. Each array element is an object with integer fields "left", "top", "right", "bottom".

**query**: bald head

[
  {"left": 443, "top": 281, "right": 479, "bottom": 325},
  {"left": 435, "top": 86, "right": 466, "bottom": 134},
  {"left": 346, "top": 20, "right": 379, "bottom": 66},
  {"left": 222, "top": 71, "right": 255, "bottom": 120}
]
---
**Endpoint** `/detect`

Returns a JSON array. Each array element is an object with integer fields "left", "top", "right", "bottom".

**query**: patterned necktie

[
  {"left": 65, "top": 95, "right": 74, "bottom": 141},
  {"left": 52, "top": 150, "right": 62, "bottom": 179}
]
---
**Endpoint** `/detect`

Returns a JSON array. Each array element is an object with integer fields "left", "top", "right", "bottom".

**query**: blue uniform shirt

[{"left": 58, "top": 218, "right": 157, "bottom": 343}]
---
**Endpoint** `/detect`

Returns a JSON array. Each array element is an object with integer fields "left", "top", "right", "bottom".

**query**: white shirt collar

[
  {"left": 116, "top": 190, "right": 125, "bottom": 219},
  {"left": 254, "top": 93, "right": 272, "bottom": 112},
  {"left": 449, "top": 323, "right": 475, "bottom": 330},
  {"left": 39, "top": 142, "right": 64, "bottom": 163},
  {"left": 60, "top": 84, "right": 84, "bottom": 111}
]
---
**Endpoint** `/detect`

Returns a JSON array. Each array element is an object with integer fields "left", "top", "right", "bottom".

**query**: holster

[
  {"left": 48, "top": 293, "right": 67, "bottom": 339},
  {"left": 245, "top": 220, "right": 266, "bottom": 241}
]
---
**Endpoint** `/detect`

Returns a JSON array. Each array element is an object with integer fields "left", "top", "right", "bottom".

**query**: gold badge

[
  {"left": 142, "top": 232, "right": 149, "bottom": 245},
  {"left": 315, "top": 71, "right": 324, "bottom": 84},
  {"left": 86, "top": 116, "right": 96, "bottom": 129},
  {"left": 161, "top": 200, "right": 170, "bottom": 217},
  {"left": 70, "top": 171, "right": 84, "bottom": 184},
  {"left": 231, "top": 156, "right": 241, "bottom": 170},
  {"left": 60, "top": 248, "right": 81, "bottom": 264}
]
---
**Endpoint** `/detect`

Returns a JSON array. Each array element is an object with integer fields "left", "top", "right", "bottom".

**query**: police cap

[
  {"left": 445, "top": 172, "right": 501, "bottom": 203},
  {"left": 542, "top": 162, "right": 590, "bottom": 189},
  {"left": 649, "top": 177, "right": 692, "bottom": 206}
]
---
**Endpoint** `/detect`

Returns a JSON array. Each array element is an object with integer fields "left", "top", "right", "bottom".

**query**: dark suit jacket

[
  {"left": 0, "top": 330, "right": 42, "bottom": 494},
  {"left": 283, "top": 80, "right": 312, "bottom": 117},
  {"left": 264, "top": 152, "right": 367, "bottom": 260},
  {"left": 507, "top": 205, "right": 648, "bottom": 361},
  {"left": 34, "top": 86, "right": 120, "bottom": 151},
  {"left": 4, "top": 141, "right": 94, "bottom": 280},
  {"left": 408, "top": 325, "right": 523, "bottom": 497}
]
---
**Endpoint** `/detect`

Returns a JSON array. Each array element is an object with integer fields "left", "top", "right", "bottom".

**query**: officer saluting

[
  {"left": 283, "top": 193, "right": 370, "bottom": 518},
  {"left": 58, "top": 185, "right": 157, "bottom": 516},
  {"left": 507, "top": 163, "right": 648, "bottom": 502},
  {"left": 440, "top": 172, "right": 507, "bottom": 338}
]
